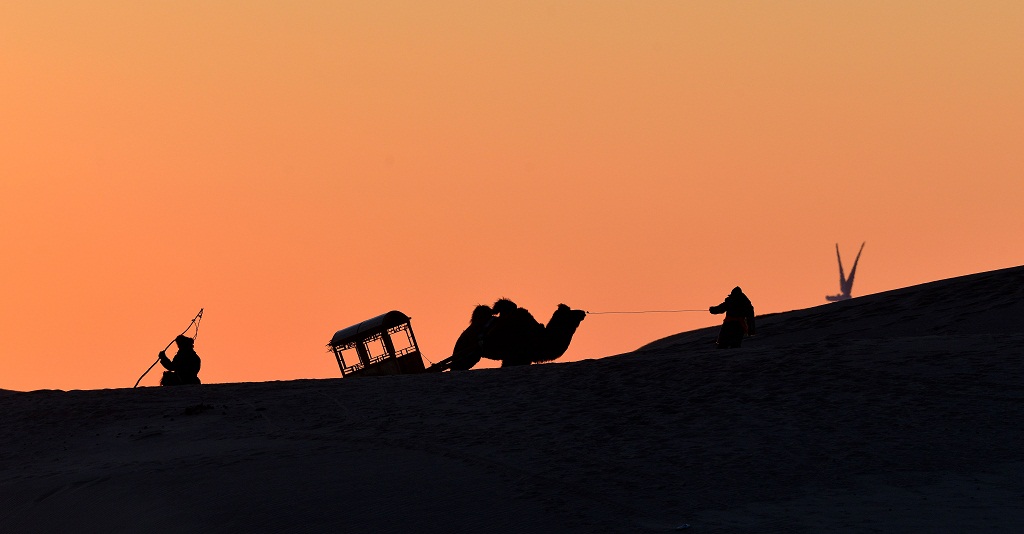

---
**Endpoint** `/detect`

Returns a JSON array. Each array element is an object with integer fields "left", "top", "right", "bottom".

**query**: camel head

[{"left": 554, "top": 303, "right": 586, "bottom": 326}]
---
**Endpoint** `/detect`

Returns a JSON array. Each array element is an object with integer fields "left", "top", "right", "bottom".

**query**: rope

[
  {"left": 585, "top": 309, "right": 706, "bottom": 315},
  {"left": 133, "top": 308, "right": 204, "bottom": 388}
]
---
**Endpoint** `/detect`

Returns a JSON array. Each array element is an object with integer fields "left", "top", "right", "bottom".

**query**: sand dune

[{"left": 2, "top": 266, "right": 1023, "bottom": 533}]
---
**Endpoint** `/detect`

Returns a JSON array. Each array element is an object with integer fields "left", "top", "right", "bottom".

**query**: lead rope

[
  {"left": 133, "top": 308, "right": 204, "bottom": 388},
  {"left": 585, "top": 309, "right": 706, "bottom": 315}
]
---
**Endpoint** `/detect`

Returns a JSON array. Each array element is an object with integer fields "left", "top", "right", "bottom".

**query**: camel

[
  {"left": 428, "top": 299, "right": 586, "bottom": 371},
  {"left": 482, "top": 299, "right": 587, "bottom": 367}
]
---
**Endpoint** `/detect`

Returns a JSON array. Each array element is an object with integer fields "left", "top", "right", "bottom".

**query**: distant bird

[{"left": 826, "top": 242, "right": 865, "bottom": 302}]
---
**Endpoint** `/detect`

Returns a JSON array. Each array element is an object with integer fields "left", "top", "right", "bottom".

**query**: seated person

[{"left": 159, "top": 335, "right": 202, "bottom": 385}]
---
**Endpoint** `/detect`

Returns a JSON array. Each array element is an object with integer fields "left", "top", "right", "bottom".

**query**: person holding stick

[
  {"left": 134, "top": 308, "right": 204, "bottom": 388},
  {"left": 159, "top": 335, "right": 202, "bottom": 385}
]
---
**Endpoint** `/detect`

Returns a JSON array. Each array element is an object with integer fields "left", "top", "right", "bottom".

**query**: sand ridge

[{"left": 1, "top": 266, "right": 1023, "bottom": 532}]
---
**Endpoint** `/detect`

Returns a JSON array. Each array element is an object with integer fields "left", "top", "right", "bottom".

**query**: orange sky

[{"left": 2, "top": 2, "right": 1022, "bottom": 391}]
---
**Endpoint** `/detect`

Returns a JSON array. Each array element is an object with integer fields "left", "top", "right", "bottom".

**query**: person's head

[
  {"left": 731, "top": 286, "right": 743, "bottom": 296},
  {"left": 175, "top": 335, "right": 195, "bottom": 350}
]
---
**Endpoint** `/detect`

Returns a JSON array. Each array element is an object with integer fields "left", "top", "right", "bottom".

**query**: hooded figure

[
  {"left": 159, "top": 335, "right": 202, "bottom": 385},
  {"left": 709, "top": 286, "right": 756, "bottom": 349}
]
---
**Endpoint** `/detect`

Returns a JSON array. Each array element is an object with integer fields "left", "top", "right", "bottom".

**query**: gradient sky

[{"left": 2, "top": 1, "right": 1022, "bottom": 391}]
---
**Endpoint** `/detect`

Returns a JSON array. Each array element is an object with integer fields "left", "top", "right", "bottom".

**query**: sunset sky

[{"left": 2, "top": 2, "right": 1021, "bottom": 391}]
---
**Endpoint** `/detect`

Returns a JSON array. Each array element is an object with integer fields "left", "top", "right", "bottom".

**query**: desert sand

[{"left": 2, "top": 266, "right": 1022, "bottom": 533}]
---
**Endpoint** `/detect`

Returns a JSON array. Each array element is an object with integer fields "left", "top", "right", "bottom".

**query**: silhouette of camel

[
  {"left": 430, "top": 299, "right": 586, "bottom": 371},
  {"left": 826, "top": 242, "right": 865, "bottom": 302},
  {"left": 482, "top": 299, "right": 587, "bottom": 367}
]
